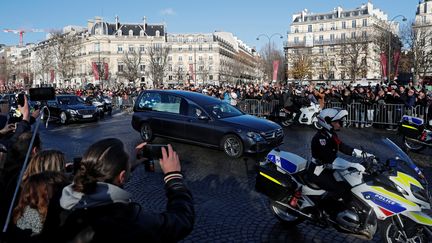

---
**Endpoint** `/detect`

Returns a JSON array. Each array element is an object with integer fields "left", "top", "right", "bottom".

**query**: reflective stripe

[
  {"left": 372, "top": 186, "right": 417, "bottom": 207},
  {"left": 259, "top": 172, "right": 282, "bottom": 185},
  {"left": 402, "top": 124, "right": 418, "bottom": 130},
  {"left": 409, "top": 211, "right": 432, "bottom": 226},
  {"left": 392, "top": 172, "right": 424, "bottom": 189}
]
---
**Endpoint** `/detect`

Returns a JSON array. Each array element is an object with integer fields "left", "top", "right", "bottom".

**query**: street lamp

[
  {"left": 256, "top": 33, "right": 283, "bottom": 81},
  {"left": 387, "top": 15, "right": 407, "bottom": 83}
]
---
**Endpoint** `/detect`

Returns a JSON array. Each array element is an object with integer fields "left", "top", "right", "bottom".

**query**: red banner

[
  {"left": 92, "top": 62, "right": 100, "bottom": 81},
  {"left": 189, "top": 64, "right": 195, "bottom": 81},
  {"left": 104, "top": 63, "right": 109, "bottom": 80},
  {"left": 50, "top": 69, "right": 55, "bottom": 83},
  {"left": 380, "top": 52, "right": 388, "bottom": 80},
  {"left": 393, "top": 50, "right": 401, "bottom": 79},
  {"left": 272, "top": 60, "right": 280, "bottom": 81}
]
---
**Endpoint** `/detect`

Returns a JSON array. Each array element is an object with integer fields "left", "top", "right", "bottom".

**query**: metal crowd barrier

[{"left": 237, "top": 99, "right": 429, "bottom": 126}]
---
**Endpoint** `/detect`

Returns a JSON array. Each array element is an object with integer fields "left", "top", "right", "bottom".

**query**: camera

[{"left": 29, "top": 87, "right": 56, "bottom": 101}]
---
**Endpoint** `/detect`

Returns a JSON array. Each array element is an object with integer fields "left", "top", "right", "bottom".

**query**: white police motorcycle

[
  {"left": 280, "top": 102, "right": 321, "bottom": 129},
  {"left": 256, "top": 138, "right": 432, "bottom": 242}
]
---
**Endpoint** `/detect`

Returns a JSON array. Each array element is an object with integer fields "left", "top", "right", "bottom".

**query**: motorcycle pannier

[
  {"left": 255, "top": 163, "right": 297, "bottom": 201},
  {"left": 399, "top": 116, "right": 425, "bottom": 139}
]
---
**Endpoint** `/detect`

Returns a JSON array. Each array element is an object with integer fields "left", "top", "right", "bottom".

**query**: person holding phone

[{"left": 42, "top": 138, "right": 194, "bottom": 242}]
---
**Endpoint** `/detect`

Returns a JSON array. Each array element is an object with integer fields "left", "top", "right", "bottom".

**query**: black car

[
  {"left": 42, "top": 95, "right": 99, "bottom": 124},
  {"left": 131, "top": 90, "right": 283, "bottom": 158}
]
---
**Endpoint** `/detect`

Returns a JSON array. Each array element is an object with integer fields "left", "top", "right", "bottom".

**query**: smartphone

[
  {"left": 142, "top": 144, "right": 169, "bottom": 159},
  {"left": 17, "top": 93, "right": 25, "bottom": 107}
]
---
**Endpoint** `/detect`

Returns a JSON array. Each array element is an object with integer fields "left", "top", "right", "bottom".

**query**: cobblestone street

[{"left": 39, "top": 113, "right": 432, "bottom": 242}]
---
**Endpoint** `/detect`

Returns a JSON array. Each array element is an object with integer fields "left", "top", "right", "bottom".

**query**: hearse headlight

[
  {"left": 247, "top": 132, "right": 265, "bottom": 142},
  {"left": 67, "top": 109, "right": 77, "bottom": 114}
]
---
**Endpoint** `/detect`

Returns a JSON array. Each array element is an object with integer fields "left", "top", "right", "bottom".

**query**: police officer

[{"left": 309, "top": 108, "right": 373, "bottom": 199}]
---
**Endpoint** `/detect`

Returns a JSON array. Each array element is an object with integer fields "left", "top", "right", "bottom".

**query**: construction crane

[{"left": 3, "top": 28, "right": 46, "bottom": 46}]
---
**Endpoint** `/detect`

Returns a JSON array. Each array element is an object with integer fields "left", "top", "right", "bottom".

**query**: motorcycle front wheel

[
  {"left": 381, "top": 217, "right": 431, "bottom": 243},
  {"left": 403, "top": 136, "right": 425, "bottom": 152},
  {"left": 270, "top": 200, "right": 304, "bottom": 227}
]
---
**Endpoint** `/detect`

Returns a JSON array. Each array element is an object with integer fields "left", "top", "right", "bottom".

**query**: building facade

[
  {"left": 285, "top": 2, "right": 396, "bottom": 83},
  {"left": 1, "top": 16, "right": 259, "bottom": 89},
  {"left": 414, "top": 0, "right": 432, "bottom": 80}
]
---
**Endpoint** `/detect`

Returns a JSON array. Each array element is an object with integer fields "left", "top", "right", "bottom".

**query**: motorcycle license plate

[
  {"left": 309, "top": 108, "right": 315, "bottom": 111},
  {"left": 279, "top": 112, "right": 286, "bottom": 117},
  {"left": 83, "top": 115, "right": 92, "bottom": 118}
]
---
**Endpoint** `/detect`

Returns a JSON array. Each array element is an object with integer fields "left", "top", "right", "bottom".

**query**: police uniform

[{"left": 308, "top": 129, "right": 353, "bottom": 195}]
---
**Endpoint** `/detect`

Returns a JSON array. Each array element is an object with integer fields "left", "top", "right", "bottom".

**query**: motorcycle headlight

[
  {"left": 67, "top": 109, "right": 77, "bottom": 114},
  {"left": 247, "top": 132, "right": 265, "bottom": 142}
]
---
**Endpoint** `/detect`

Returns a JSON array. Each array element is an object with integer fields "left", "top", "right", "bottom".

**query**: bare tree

[
  {"left": 259, "top": 42, "right": 285, "bottom": 81},
  {"left": 148, "top": 44, "right": 170, "bottom": 87},
  {"left": 51, "top": 32, "right": 80, "bottom": 85},
  {"left": 338, "top": 32, "right": 369, "bottom": 82},
  {"left": 118, "top": 49, "right": 143, "bottom": 85},
  {"left": 34, "top": 45, "right": 54, "bottom": 84},
  {"left": 0, "top": 55, "right": 14, "bottom": 87},
  {"left": 402, "top": 20, "right": 432, "bottom": 82}
]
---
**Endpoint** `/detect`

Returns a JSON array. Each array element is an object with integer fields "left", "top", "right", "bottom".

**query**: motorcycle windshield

[{"left": 381, "top": 138, "right": 425, "bottom": 180}]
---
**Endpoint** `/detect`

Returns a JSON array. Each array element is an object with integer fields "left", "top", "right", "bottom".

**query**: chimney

[
  {"left": 143, "top": 16, "right": 147, "bottom": 32},
  {"left": 115, "top": 15, "right": 119, "bottom": 31}
]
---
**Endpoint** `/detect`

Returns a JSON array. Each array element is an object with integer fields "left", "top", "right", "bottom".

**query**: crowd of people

[{"left": 0, "top": 96, "right": 194, "bottom": 242}]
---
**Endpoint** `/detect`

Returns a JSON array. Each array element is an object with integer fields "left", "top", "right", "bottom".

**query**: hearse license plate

[
  {"left": 83, "top": 115, "right": 92, "bottom": 118},
  {"left": 279, "top": 112, "right": 286, "bottom": 117}
]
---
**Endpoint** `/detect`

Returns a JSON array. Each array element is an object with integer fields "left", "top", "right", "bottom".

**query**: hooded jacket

[{"left": 40, "top": 176, "right": 194, "bottom": 243}]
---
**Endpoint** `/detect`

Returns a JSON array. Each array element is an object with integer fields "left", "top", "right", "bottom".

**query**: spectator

[
  {"left": 47, "top": 138, "right": 194, "bottom": 242},
  {"left": 22, "top": 150, "right": 66, "bottom": 182},
  {"left": 10, "top": 172, "right": 68, "bottom": 238}
]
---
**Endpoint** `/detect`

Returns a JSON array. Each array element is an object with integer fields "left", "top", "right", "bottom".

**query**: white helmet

[{"left": 317, "top": 108, "right": 348, "bottom": 131}]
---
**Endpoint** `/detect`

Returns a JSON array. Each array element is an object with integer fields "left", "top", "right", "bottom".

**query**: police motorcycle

[
  {"left": 256, "top": 138, "right": 432, "bottom": 242},
  {"left": 85, "top": 95, "right": 106, "bottom": 118},
  {"left": 279, "top": 94, "right": 321, "bottom": 129},
  {"left": 399, "top": 115, "right": 432, "bottom": 152}
]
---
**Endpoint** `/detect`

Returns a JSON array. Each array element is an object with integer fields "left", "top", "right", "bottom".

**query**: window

[
  {"left": 341, "top": 33, "right": 346, "bottom": 40},
  {"left": 178, "top": 56, "right": 183, "bottom": 61},
  {"left": 118, "top": 63, "right": 124, "bottom": 72},
  {"left": 169, "top": 75, "right": 173, "bottom": 81},
  {"left": 178, "top": 46, "right": 183, "bottom": 52},
  {"left": 319, "top": 73, "right": 324, "bottom": 79},
  {"left": 187, "top": 104, "right": 204, "bottom": 118},
  {"left": 189, "top": 56, "right": 193, "bottom": 61},
  {"left": 198, "top": 45, "right": 203, "bottom": 51},
  {"left": 362, "top": 19, "right": 368, "bottom": 27},
  {"left": 294, "top": 28, "right": 299, "bottom": 33},
  {"left": 140, "top": 64, "right": 145, "bottom": 72},
  {"left": 129, "top": 45, "right": 134, "bottom": 52},
  {"left": 352, "top": 20, "right": 356, "bottom": 28},
  {"left": 140, "top": 45, "right": 145, "bottom": 52},
  {"left": 330, "top": 60, "right": 335, "bottom": 66},
  {"left": 331, "top": 23, "right": 336, "bottom": 30},
  {"left": 294, "top": 37, "right": 299, "bottom": 43},
  {"left": 199, "top": 66, "right": 204, "bottom": 71},
  {"left": 319, "top": 24, "right": 324, "bottom": 31},
  {"left": 319, "top": 35, "right": 324, "bottom": 42},
  {"left": 308, "top": 25, "right": 313, "bottom": 32},
  {"left": 168, "top": 56, "right": 172, "bottom": 61},
  {"left": 138, "top": 93, "right": 182, "bottom": 114},
  {"left": 319, "top": 46, "right": 324, "bottom": 54},
  {"left": 342, "top": 21, "right": 346, "bottom": 29},
  {"left": 330, "top": 34, "right": 335, "bottom": 41},
  {"left": 94, "top": 43, "right": 100, "bottom": 52},
  {"left": 340, "top": 59, "right": 345, "bottom": 65},
  {"left": 168, "top": 65, "right": 173, "bottom": 71},
  {"left": 351, "top": 32, "right": 356, "bottom": 38},
  {"left": 329, "top": 71, "right": 335, "bottom": 80},
  {"left": 209, "top": 44, "right": 213, "bottom": 51},
  {"left": 189, "top": 45, "right": 192, "bottom": 51}
]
